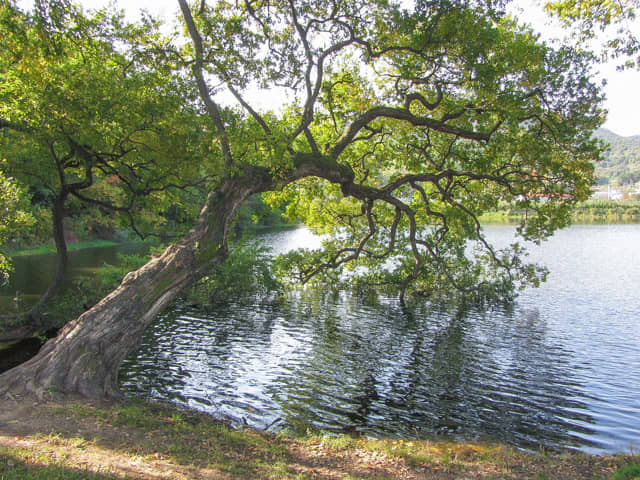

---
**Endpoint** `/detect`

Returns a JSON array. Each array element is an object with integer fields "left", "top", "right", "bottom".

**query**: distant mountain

[{"left": 593, "top": 129, "right": 640, "bottom": 185}]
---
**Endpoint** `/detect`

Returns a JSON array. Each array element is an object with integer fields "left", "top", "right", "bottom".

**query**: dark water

[
  {"left": 118, "top": 225, "right": 640, "bottom": 454},
  {"left": 0, "top": 243, "right": 148, "bottom": 311}
]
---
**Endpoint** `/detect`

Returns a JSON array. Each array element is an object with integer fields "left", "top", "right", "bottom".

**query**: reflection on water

[
  {"left": 120, "top": 292, "right": 595, "bottom": 451},
  {"left": 0, "top": 243, "right": 148, "bottom": 311},
  {"left": 120, "top": 225, "right": 640, "bottom": 454}
]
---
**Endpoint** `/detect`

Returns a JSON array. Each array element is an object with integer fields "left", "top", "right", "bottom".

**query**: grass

[
  {"left": 8, "top": 240, "right": 123, "bottom": 257},
  {"left": 1, "top": 399, "right": 638, "bottom": 480},
  {"left": 0, "top": 457, "right": 130, "bottom": 480},
  {"left": 612, "top": 461, "right": 640, "bottom": 480},
  {"left": 60, "top": 401, "right": 291, "bottom": 476}
]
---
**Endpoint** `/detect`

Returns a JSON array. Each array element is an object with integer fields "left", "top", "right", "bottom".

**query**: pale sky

[
  {"left": 18, "top": 0, "right": 640, "bottom": 137},
  {"left": 509, "top": 1, "right": 640, "bottom": 137}
]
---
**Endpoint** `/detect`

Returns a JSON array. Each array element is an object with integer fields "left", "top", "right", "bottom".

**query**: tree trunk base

[
  {"left": 0, "top": 358, "right": 127, "bottom": 403},
  {"left": 0, "top": 179, "right": 268, "bottom": 403}
]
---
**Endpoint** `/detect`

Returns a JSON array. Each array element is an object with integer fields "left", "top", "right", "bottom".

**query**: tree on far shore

[{"left": 0, "top": 0, "right": 210, "bottom": 330}]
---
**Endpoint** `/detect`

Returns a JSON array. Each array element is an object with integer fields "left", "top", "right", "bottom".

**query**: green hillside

[{"left": 594, "top": 129, "right": 640, "bottom": 185}]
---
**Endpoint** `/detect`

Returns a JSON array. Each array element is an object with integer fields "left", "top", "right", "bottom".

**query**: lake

[
  {"left": 110, "top": 224, "right": 639, "bottom": 455},
  {"left": 0, "top": 243, "right": 148, "bottom": 312}
]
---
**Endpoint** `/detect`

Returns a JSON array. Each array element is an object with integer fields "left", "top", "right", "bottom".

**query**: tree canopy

[
  {"left": 0, "top": 0, "right": 606, "bottom": 399},
  {"left": 0, "top": 0, "right": 213, "bottom": 318},
  {"left": 1, "top": 0, "right": 211, "bottom": 229},
  {"left": 175, "top": 0, "right": 603, "bottom": 301},
  {"left": 544, "top": 0, "right": 640, "bottom": 68}
]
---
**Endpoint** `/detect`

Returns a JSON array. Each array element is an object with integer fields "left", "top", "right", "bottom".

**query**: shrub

[{"left": 188, "top": 240, "right": 281, "bottom": 304}]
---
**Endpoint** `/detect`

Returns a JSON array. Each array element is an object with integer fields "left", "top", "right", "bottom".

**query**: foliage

[
  {"left": 0, "top": 0, "right": 210, "bottom": 245},
  {"left": 0, "top": 170, "right": 33, "bottom": 285},
  {"left": 478, "top": 198, "right": 640, "bottom": 224},
  {"left": 87, "top": 253, "right": 153, "bottom": 298},
  {"left": 0, "top": 0, "right": 216, "bottom": 317},
  {"left": 7, "top": 240, "right": 120, "bottom": 257},
  {"left": 170, "top": 0, "right": 605, "bottom": 303},
  {"left": 188, "top": 240, "right": 282, "bottom": 304},
  {"left": 232, "top": 194, "right": 292, "bottom": 238},
  {"left": 3, "top": 0, "right": 607, "bottom": 309},
  {"left": 44, "top": 252, "right": 151, "bottom": 326},
  {"left": 275, "top": 237, "right": 546, "bottom": 304},
  {"left": 573, "top": 199, "right": 640, "bottom": 221},
  {"left": 9, "top": 207, "right": 52, "bottom": 249},
  {"left": 544, "top": 0, "right": 640, "bottom": 68},
  {"left": 613, "top": 461, "right": 640, "bottom": 480},
  {"left": 594, "top": 129, "right": 640, "bottom": 185}
]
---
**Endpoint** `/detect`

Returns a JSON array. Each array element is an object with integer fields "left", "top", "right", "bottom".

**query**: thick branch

[
  {"left": 178, "top": 0, "right": 234, "bottom": 169},
  {"left": 331, "top": 107, "right": 493, "bottom": 158}
]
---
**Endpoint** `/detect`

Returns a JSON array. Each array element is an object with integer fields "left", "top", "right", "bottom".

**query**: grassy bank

[
  {"left": 0, "top": 399, "right": 638, "bottom": 480},
  {"left": 7, "top": 240, "right": 124, "bottom": 257}
]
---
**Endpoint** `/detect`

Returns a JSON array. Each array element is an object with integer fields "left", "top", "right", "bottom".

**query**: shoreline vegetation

[
  {"left": 3, "top": 199, "right": 637, "bottom": 264},
  {"left": 6, "top": 223, "right": 299, "bottom": 258},
  {"left": 0, "top": 398, "right": 638, "bottom": 480},
  {"left": 482, "top": 199, "right": 640, "bottom": 224},
  {"left": 6, "top": 239, "right": 122, "bottom": 257},
  {"left": 7, "top": 200, "right": 639, "bottom": 260}
]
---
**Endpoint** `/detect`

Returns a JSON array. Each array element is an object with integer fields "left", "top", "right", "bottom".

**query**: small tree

[{"left": 0, "top": 0, "right": 209, "bottom": 324}]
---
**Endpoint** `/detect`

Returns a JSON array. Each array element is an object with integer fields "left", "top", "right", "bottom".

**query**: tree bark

[
  {"left": 0, "top": 177, "right": 263, "bottom": 400},
  {"left": 0, "top": 154, "right": 352, "bottom": 401}
]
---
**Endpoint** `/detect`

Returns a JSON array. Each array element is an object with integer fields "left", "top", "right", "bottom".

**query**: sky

[
  {"left": 18, "top": 0, "right": 640, "bottom": 137},
  {"left": 508, "top": 1, "right": 640, "bottom": 137}
]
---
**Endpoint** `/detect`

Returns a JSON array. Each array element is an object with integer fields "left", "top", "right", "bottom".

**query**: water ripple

[{"left": 120, "top": 225, "right": 640, "bottom": 454}]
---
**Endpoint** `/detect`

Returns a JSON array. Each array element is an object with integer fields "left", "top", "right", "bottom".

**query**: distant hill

[{"left": 593, "top": 129, "right": 640, "bottom": 185}]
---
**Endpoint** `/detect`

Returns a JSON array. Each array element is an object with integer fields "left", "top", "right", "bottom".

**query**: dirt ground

[{"left": 0, "top": 394, "right": 637, "bottom": 480}]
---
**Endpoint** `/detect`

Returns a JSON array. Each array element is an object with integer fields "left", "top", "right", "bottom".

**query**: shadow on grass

[
  {"left": 0, "top": 400, "right": 414, "bottom": 479},
  {"left": 2, "top": 399, "right": 636, "bottom": 480},
  {"left": 0, "top": 452, "right": 132, "bottom": 480}
]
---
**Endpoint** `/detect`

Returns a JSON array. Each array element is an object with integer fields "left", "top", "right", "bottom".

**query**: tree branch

[
  {"left": 178, "top": 0, "right": 234, "bottom": 169},
  {"left": 331, "top": 106, "right": 494, "bottom": 158}
]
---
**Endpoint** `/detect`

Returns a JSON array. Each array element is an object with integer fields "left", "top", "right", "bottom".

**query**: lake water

[
  {"left": 116, "top": 225, "right": 640, "bottom": 454},
  {"left": 0, "top": 243, "right": 148, "bottom": 311}
]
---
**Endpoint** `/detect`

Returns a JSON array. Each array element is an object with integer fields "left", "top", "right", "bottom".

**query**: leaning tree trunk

[{"left": 0, "top": 178, "right": 262, "bottom": 400}]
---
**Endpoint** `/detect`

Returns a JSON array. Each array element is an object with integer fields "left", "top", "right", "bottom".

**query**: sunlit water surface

[{"left": 119, "top": 225, "right": 640, "bottom": 454}]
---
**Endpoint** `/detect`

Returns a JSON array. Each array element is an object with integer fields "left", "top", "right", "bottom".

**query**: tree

[
  {"left": 0, "top": 171, "right": 33, "bottom": 287},
  {"left": 0, "top": 0, "right": 210, "bottom": 327},
  {"left": 0, "top": 0, "right": 603, "bottom": 400}
]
